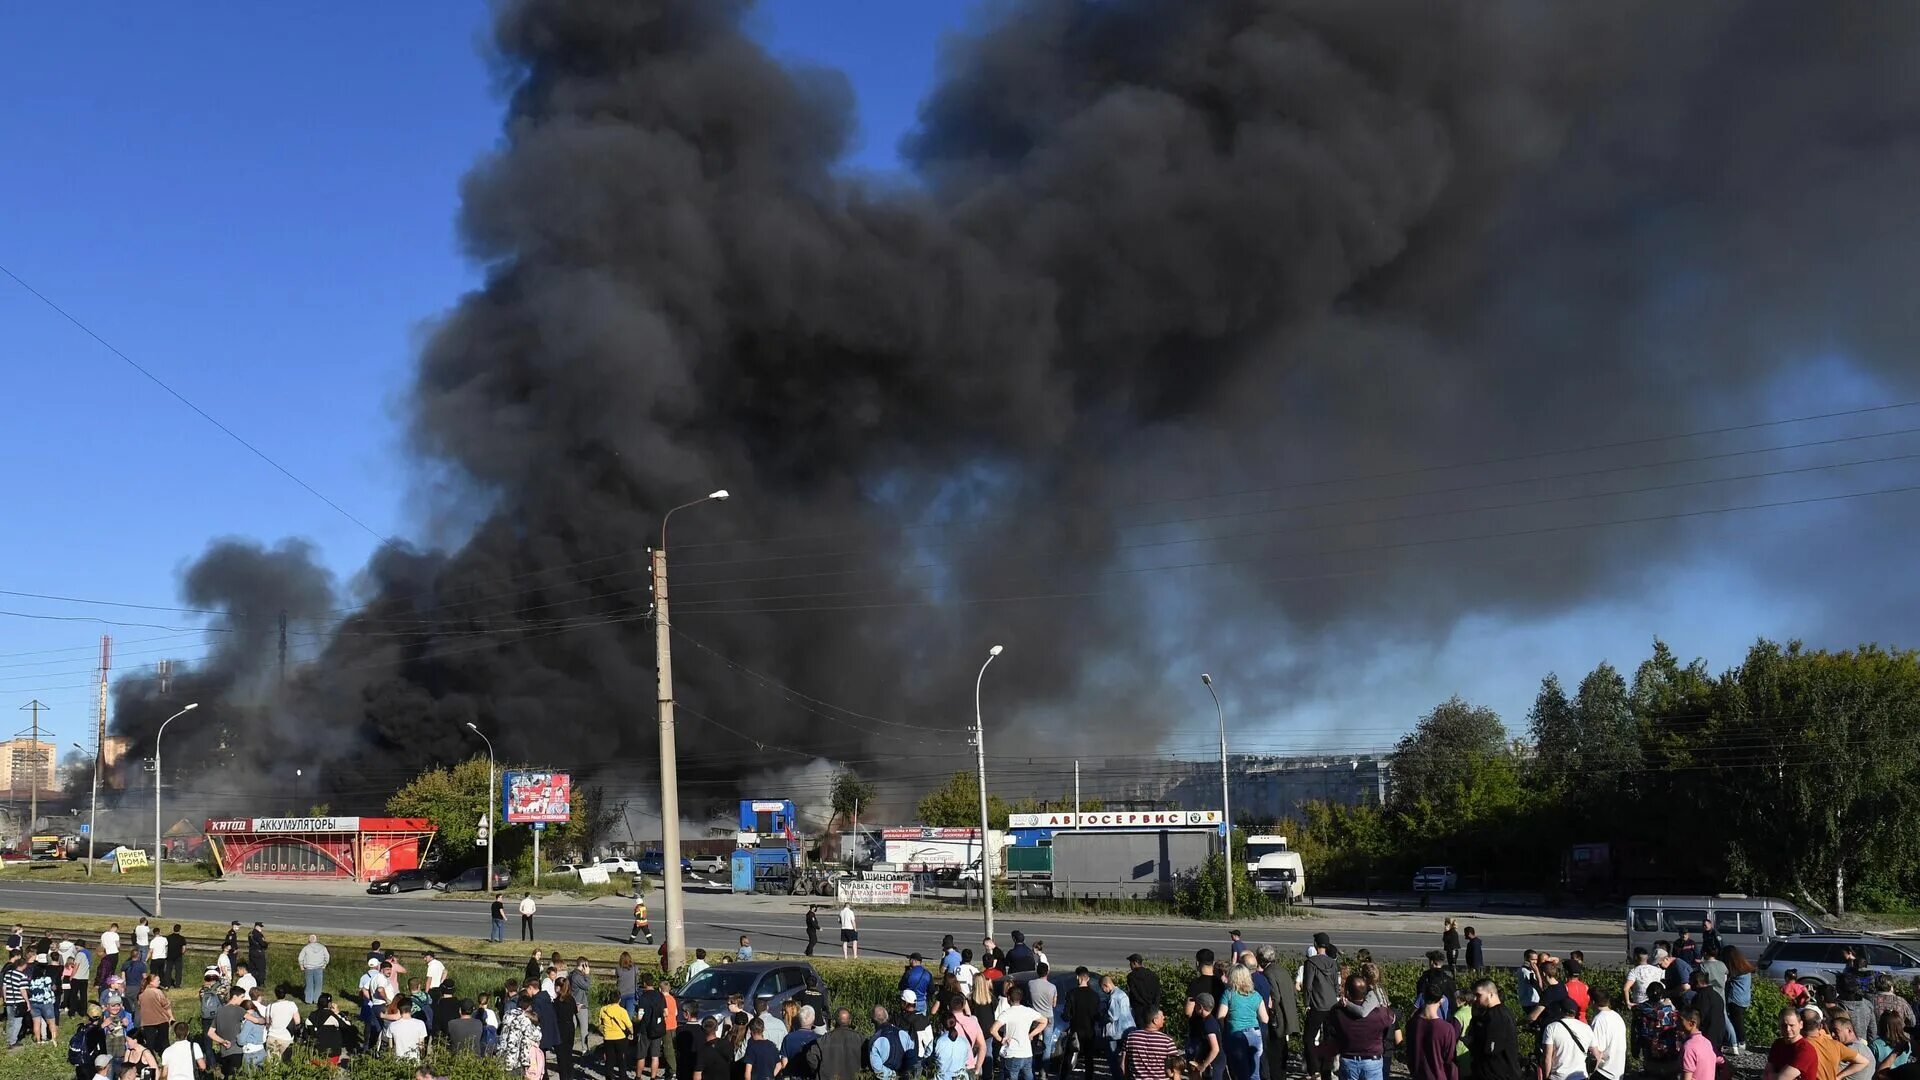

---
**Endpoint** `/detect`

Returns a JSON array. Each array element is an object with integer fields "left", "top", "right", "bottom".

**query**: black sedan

[{"left": 367, "top": 868, "right": 436, "bottom": 895}]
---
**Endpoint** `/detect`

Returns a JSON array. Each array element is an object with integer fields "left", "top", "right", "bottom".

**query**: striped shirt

[
  {"left": 1122, "top": 1028, "right": 1179, "bottom": 1080},
  {"left": 1, "top": 968, "right": 27, "bottom": 1005}
]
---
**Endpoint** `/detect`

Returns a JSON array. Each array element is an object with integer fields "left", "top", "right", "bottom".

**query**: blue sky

[
  {"left": 0, "top": 2, "right": 1879, "bottom": 762},
  {"left": 0, "top": 2, "right": 975, "bottom": 755}
]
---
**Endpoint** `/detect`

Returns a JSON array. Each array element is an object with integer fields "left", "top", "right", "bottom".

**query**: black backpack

[
  {"left": 643, "top": 996, "right": 667, "bottom": 1040},
  {"left": 67, "top": 1023, "right": 93, "bottom": 1065}
]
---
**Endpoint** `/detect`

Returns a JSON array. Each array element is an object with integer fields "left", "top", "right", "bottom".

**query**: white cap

[{"left": 900, "top": 989, "right": 916, "bottom": 1004}]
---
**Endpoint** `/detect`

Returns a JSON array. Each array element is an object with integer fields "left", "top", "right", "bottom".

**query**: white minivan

[{"left": 1625, "top": 894, "right": 1821, "bottom": 958}]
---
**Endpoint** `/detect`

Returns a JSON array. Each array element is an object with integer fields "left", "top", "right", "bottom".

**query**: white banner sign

[
  {"left": 1006, "top": 810, "right": 1223, "bottom": 829},
  {"left": 836, "top": 879, "right": 912, "bottom": 905},
  {"left": 251, "top": 817, "right": 360, "bottom": 833},
  {"left": 577, "top": 866, "right": 610, "bottom": 885}
]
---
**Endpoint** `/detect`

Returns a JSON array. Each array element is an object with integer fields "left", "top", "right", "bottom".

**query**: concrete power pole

[{"left": 653, "top": 546, "right": 687, "bottom": 971}]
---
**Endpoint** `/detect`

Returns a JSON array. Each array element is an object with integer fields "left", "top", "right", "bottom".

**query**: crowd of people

[{"left": 25, "top": 908, "right": 1920, "bottom": 1080}]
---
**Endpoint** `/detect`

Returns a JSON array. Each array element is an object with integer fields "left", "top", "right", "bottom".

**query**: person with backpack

[
  {"left": 68, "top": 1004, "right": 106, "bottom": 1080},
  {"left": 868, "top": 1005, "right": 914, "bottom": 1080},
  {"left": 637, "top": 971, "right": 670, "bottom": 1080}
]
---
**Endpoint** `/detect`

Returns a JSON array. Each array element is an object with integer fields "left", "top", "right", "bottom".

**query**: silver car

[{"left": 1757, "top": 934, "right": 1920, "bottom": 988}]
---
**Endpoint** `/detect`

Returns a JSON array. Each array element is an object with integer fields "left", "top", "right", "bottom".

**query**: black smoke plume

[{"left": 115, "top": 0, "right": 1920, "bottom": 814}]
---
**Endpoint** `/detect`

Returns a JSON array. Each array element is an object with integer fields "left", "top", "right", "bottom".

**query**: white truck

[{"left": 1246, "top": 835, "right": 1307, "bottom": 902}]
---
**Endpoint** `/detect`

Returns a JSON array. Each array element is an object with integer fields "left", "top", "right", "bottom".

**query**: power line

[{"left": 0, "top": 260, "right": 391, "bottom": 544}]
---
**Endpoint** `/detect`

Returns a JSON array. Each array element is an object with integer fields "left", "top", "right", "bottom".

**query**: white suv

[{"left": 687, "top": 854, "right": 728, "bottom": 875}]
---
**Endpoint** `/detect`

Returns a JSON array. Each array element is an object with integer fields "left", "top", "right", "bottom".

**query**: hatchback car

[
  {"left": 1757, "top": 934, "right": 1920, "bottom": 988},
  {"left": 679, "top": 962, "right": 830, "bottom": 1024},
  {"left": 367, "top": 868, "right": 436, "bottom": 894}
]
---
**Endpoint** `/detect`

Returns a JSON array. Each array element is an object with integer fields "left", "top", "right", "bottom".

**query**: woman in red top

[{"left": 1768, "top": 1007, "right": 1822, "bottom": 1080}]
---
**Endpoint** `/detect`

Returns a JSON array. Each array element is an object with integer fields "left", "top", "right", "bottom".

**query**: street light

[
  {"left": 72, "top": 743, "right": 98, "bottom": 877},
  {"left": 975, "top": 645, "right": 1004, "bottom": 940},
  {"left": 656, "top": 487, "right": 731, "bottom": 971},
  {"left": 153, "top": 703, "right": 200, "bottom": 916},
  {"left": 1201, "top": 673, "right": 1232, "bottom": 919},
  {"left": 464, "top": 723, "right": 496, "bottom": 897}
]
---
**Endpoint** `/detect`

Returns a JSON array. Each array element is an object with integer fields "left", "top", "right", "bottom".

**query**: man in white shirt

[
  {"left": 1541, "top": 1003, "right": 1596, "bottom": 1080},
  {"left": 265, "top": 986, "right": 303, "bottom": 1058},
  {"left": 425, "top": 952, "right": 447, "bottom": 991},
  {"left": 839, "top": 904, "right": 859, "bottom": 959},
  {"left": 133, "top": 919, "right": 152, "bottom": 961},
  {"left": 382, "top": 1000, "right": 430, "bottom": 1061},
  {"left": 148, "top": 931, "right": 171, "bottom": 987},
  {"left": 160, "top": 1021, "right": 206, "bottom": 1078},
  {"left": 99, "top": 924, "right": 121, "bottom": 984},
  {"left": 989, "top": 984, "right": 1048, "bottom": 1080},
  {"left": 1624, "top": 948, "right": 1665, "bottom": 1007},
  {"left": 1588, "top": 988, "right": 1628, "bottom": 1080},
  {"left": 234, "top": 963, "right": 258, "bottom": 993},
  {"left": 687, "top": 948, "right": 711, "bottom": 982},
  {"left": 519, "top": 894, "right": 538, "bottom": 941}
]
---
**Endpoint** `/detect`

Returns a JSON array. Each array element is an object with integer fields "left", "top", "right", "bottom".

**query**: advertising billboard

[{"left": 503, "top": 771, "right": 572, "bottom": 824}]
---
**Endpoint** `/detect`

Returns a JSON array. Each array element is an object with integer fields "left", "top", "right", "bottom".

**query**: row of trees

[{"left": 1280, "top": 639, "right": 1920, "bottom": 913}]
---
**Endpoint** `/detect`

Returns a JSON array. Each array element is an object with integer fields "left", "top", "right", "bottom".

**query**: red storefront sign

[{"left": 203, "top": 817, "right": 435, "bottom": 881}]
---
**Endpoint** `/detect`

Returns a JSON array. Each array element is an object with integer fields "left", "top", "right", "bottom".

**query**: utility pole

[
  {"left": 17, "top": 701, "right": 49, "bottom": 856},
  {"left": 655, "top": 489, "right": 729, "bottom": 973},
  {"left": 90, "top": 637, "right": 110, "bottom": 874}
]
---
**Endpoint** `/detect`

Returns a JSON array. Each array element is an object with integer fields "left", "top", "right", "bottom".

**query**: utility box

[
  {"left": 1051, "top": 829, "right": 1216, "bottom": 900},
  {"left": 730, "top": 851, "right": 757, "bottom": 893}
]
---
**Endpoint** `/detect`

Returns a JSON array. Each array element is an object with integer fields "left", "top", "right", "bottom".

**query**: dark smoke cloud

[{"left": 115, "top": 0, "right": 1920, "bottom": 812}]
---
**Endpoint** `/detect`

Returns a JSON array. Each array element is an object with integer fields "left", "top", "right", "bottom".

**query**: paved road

[{"left": 0, "top": 879, "right": 1618, "bottom": 966}]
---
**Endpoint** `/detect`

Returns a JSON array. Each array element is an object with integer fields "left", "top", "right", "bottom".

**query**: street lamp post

[
  {"left": 72, "top": 743, "right": 97, "bottom": 876},
  {"left": 1202, "top": 673, "right": 1232, "bottom": 919},
  {"left": 656, "top": 489, "right": 730, "bottom": 972},
  {"left": 465, "top": 723, "right": 497, "bottom": 897},
  {"left": 975, "top": 645, "right": 1004, "bottom": 941},
  {"left": 153, "top": 703, "right": 200, "bottom": 917}
]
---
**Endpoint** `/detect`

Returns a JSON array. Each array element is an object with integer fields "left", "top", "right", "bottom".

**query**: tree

[
  {"left": 1526, "top": 673, "right": 1577, "bottom": 794},
  {"left": 830, "top": 770, "right": 876, "bottom": 819},
  {"left": 387, "top": 756, "right": 499, "bottom": 859},
  {"left": 917, "top": 771, "right": 1009, "bottom": 829},
  {"left": 545, "top": 784, "right": 624, "bottom": 862},
  {"left": 1386, "top": 696, "right": 1508, "bottom": 820}
]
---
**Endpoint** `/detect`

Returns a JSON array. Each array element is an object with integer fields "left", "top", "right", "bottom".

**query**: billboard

[
  {"left": 836, "top": 879, "right": 912, "bottom": 905},
  {"left": 1006, "top": 809, "right": 1223, "bottom": 829},
  {"left": 503, "top": 771, "right": 572, "bottom": 824}
]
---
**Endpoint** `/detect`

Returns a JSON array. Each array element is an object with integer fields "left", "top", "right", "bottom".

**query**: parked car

[
  {"left": 687, "top": 854, "right": 728, "bottom": 875},
  {"left": 1413, "top": 866, "right": 1458, "bottom": 892},
  {"left": 1757, "top": 934, "right": 1920, "bottom": 988},
  {"left": 367, "top": 868, "right": 437, "bottom": 895},
  {"left": 679, "top": 962, "right": 829, "bottom": 1023},
  {"left": 638, "top": 851, "right": 690, "bottom": 876},
  {"left": 435, "top": 866, "right": 513, "bottom": 892}
]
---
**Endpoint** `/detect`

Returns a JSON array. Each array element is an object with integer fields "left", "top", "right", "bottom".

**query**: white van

[
  {"left": 1255, "top": 851, "right": 1307, "bottom": 901},
  {"left": 1625, "top": 894, "right": 1821, "bottom": 958}
]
